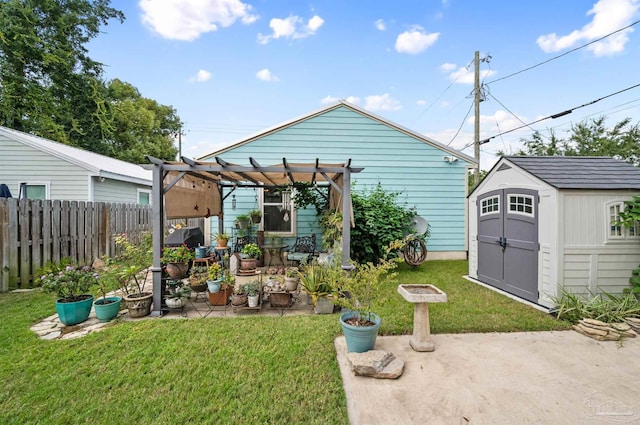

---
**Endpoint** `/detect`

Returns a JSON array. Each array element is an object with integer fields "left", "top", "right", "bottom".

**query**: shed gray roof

[
  {"left": 505, "top": 156, "right": 640, "bottom": 189},
  {"left": 0, "top": 126, "right": 151, "bottom": 186}
]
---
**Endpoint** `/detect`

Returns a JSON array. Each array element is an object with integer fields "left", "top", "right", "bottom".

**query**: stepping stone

[{"left": 347, "top": 350, "right": 405, "bottom": 379}]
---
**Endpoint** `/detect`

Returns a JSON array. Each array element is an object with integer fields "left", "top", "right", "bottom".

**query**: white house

[
  {"left": 0, "top": 126, "right": 152, "bottom": 204},
  {"left": 468, "top": 156, "right": 640, "bottom": 308}
]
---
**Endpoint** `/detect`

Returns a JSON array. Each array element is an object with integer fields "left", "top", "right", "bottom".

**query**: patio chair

[
  {"left": 286, "top": 234, "right": 316, "bottom": 267},
  {"left": 233, "top": 235, "right": 258, "bottom": 254}
]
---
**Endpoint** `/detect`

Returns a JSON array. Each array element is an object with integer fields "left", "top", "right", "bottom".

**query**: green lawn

[{"left": 0, "top": 260, "right": 569, "bottom": 424}]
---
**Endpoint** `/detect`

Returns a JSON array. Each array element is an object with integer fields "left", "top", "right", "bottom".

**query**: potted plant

[
  {"left": 284, "top": 267, "right": 299, "bottom": 291},
  {"left": 41, "top": 264, "right": 99, "bottom": 326},
  {"left": 162, "top": 244, "right": 194, "bottom": 278},
  {"left": 335, "top": 240, "right": 403, "bottom": 352},
  {"left": 106, "top": 233, "right": 154, "bottom": 318},
  {"left": 299, "top": 262, "right": 335, "bottom": 313},
  {"left": 244, "top": 281, "right": 261, "bottom": 307},
  {"left": 236, "top": 214, "right": 250, "bottom": 230},
  {"left": 206, "top": 262, "right": 223, "bottom": 293},
  {"left": 165, "top": 279, "right": 192, "bottom": 309},
  {"left": 188, "top": 266, "right": 208, "bottom": 294},
  {"left": 94, "top": 271, "right": 122, "bottom": 322},
  {"left": 209, "top": 274, "right": 234, "bottom": 306},
  {"left": 249, "top": 209, "right": 262, "bottom": 224},
  {"left": 214, "top": 232, "right": 230, "bottom": 248},
  {"left": 240, "top": 243, "right": 262, "bottom": 271},
  {"left": 231, "top": 284, "right": 248, "bottom": 306}
]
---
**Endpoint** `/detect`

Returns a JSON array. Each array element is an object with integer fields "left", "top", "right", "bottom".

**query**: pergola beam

[
  {"left": 282, "top": 158, "right": 295, "bottom": 185},
  {"left": 249, "top": 157, "right": 278, "bottom": 186}
]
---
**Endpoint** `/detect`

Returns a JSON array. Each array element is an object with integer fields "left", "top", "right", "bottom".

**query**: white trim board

[{"left": 463, "top": 275, "right": 550, "bottom": 313}]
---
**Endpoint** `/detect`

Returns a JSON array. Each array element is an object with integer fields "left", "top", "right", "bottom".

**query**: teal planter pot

[
  {"left": 340, "top": 311, "right": 381, "bottom": 353},
  {"left": 56, "top": 295, "right": 94, "bottom": 326},
  {"left": 94, "top": 296, "right": 122, "bottom": 322},
  {"left": 207, "top": 279, "right": 222, "bottom": 293}
]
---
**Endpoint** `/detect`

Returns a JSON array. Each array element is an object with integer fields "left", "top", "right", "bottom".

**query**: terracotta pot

[
  {"left": 240, "top": 258, "right": 257, "bottom": 270},
  {"left": 216, "top": 239, "right": 229, "bottom": 248}
]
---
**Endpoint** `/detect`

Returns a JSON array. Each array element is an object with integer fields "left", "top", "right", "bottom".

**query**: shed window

[
  {"left": 261, "top": 188, "right": 295, "bottom": 236},
  {"left": 480, "top": 196, "right": 500, "bottom": 216},
  {"left": 508, "top": 194, "right": 534, "bottom": 217},
  {"left": 608, "top": 202, "right": 640, "bottom": 240}
]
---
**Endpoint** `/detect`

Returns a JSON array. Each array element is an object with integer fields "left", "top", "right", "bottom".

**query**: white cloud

[
  {"left": 189, "top": 69, "right": 212, "bottom": 83},
  {"left": 395, "top": 26, "right": 439, "bottom": 54},
  {"left": 375, "top": 19, "right": 386, "bottom": 31},
  {"left": 445, "top": 66, "right": 497, "bottom": 84},
  {"left": 476, "top": 110, "right": 526, "bottom": 131},
  {"left": 364, "top": 94, "right": 401, "bottom": 111},
  {"left": 536, "top": 0, "right": 639, "bottom": 56},
  {"left": 320, "top": 95, "right": 361, "bottom": 105},
  {"left": 440, "top": 62, "right": 457, "bottom": 72},
  {"left": 256, "top": 68, "right": 279, "bottom": 82},
  {"left": 139, "top": 0, "right": 258, "bottom": 41},
  {"left": 257, "top": 14, "right": 324, "bottom": 44},
  {"left": 416, "top": 99, "right": 427, "bottom": 106}
]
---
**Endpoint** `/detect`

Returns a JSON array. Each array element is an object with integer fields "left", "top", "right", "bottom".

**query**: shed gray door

[{"left": 477, "top": 189, "right": 538, "bottom": 303}]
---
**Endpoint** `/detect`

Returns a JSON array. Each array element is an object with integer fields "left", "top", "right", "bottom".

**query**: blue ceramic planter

[
  {"left": 340, "top": 311, "right": 381, "bottom": 353},
  {"left": 207, "top": 279, "right": 222, "bottom": 293},
  {"left": 94, "top": 296, "right": 122, "bottom": 322},
  {"left": 56, "top": 295, "right": 94, "bottom": 326}
]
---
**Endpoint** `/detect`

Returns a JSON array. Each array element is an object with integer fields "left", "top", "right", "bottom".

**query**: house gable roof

[
  {"left": 198, "top": 101, "right": 477, "bottom": 164},
  {"left": 0, "top": 126, "right": 151, "bottom": 185},
  {"left": 505, "top": 156, "right": 640, "bottom": 190}
]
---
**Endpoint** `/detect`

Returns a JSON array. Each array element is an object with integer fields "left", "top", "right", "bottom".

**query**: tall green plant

[{"left": 350, "top": 184, "right": 416, "bottom": 264}]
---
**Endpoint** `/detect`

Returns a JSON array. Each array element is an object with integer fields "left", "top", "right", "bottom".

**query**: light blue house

[{"left": 199, "top": 101, "right": 476, "bottom": 259}]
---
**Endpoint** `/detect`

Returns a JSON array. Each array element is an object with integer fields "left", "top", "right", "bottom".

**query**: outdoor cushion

[{"left": 287, "top": 252, "right": 311, "bottom": 262}]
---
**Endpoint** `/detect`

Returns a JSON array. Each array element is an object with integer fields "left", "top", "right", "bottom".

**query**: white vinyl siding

[
  {"left": 0, "top": 135, "right": 89, "bottom": 200},
  {"left": 93, "top": 177, "right": 151, "bottom": 204}
]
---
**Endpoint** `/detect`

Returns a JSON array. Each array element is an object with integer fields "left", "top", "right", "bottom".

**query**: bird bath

[{"left": 397, "top": 284, "right": 447, "bottom": 352}]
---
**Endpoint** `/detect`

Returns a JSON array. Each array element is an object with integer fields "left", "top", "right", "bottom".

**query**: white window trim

[
  {"left": 259, "top": 188, "right": 296, "bottom": 236},
  {"left": 606, "top": 201, "right": 640, "bottom": 241},
  {"left": 507, "top": 194, "right": 535, "bottom": 217},
  {"left": 480, "top": 195, "right": 500, "bottom": 216},
  {"left": 137, "top": 188, "right": 152, "bottom": 205},
  {"left": 22, "top": 181, "right": 50, "bottom": 200}
]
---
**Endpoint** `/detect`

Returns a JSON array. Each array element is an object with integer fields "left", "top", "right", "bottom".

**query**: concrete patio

[{"left": 336, "top": 331, "right": 640, "bottom": 425}]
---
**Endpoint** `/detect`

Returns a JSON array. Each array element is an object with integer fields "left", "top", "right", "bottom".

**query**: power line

[
  {"left": 479, "top": 83, "right": 640, "bottom": 145},
  {"left": 486, "top": 20, "right": 640, "bottom": 85},
  {"left": 446, "top": 99, "right": 474, "bottom": 146}
]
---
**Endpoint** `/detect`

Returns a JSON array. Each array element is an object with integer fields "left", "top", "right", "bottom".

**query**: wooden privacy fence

[{"left": 0, "top": 199, "right": 152, "bottom": 291}]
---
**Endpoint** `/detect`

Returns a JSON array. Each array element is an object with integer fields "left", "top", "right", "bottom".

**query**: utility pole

[
  {"left": 178, "top": 126, "right": 182, "bottom": 160},
  {"left": 473, "top": 50, "right": 481, "bottom": 187}
]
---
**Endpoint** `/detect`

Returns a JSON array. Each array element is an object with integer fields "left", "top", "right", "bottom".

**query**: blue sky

[{"left": 89, "top": 0, "right": 640, "bottom": 170}]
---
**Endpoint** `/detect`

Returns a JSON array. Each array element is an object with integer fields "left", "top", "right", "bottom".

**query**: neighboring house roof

[
  {"left": 0, "top": 126, "right": 151, "bottom": 185},
  {"left": 505, "top": 156, "right": 640, "bottom": 190},
  {"left": 198, "top": 101, "right": 477, "bottom": 164}
]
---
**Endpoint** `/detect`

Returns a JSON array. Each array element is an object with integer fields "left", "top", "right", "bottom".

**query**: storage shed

[{"left": 468, "top": 156, "right": 640, "bottom": 307}]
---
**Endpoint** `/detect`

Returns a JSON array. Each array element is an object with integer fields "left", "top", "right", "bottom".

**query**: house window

[
  {"left": 480, "top": 196, "right": 500, "bottom": 216},
  {"left": 20, "top": 183, "right": 48, "bottom": 200},
  {"left": 261, "top": 188, "right": 295, "bottom": 235},
  {"left": 508, "top": 194, "right": 534, "bottom": 217},
  {"left": 137, "top": 189, "right": 151, "bottom": 205},
  {"left": 608, "top": 202, "right": 640, "bottom": 239}
]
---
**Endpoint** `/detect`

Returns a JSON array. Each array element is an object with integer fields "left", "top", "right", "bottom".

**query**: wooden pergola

[{"left": 144, "top": 156, "right": 363, "bottom": 316}]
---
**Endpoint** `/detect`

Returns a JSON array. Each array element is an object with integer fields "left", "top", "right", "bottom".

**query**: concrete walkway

[{"left": 335, "top": 331, "right": 640, "bottom": 425}]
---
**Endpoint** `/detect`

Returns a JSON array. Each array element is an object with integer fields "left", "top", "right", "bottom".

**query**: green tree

[
  {"left": 0, "top": 0, "right": 124, "bottom": 142},
  {"left": 516, "top": 117, "right": 640, "bottom": 165},
  {"left": 0, "top": 1, "right": 179, "bottom": 163},
  {"left": 105, "top": 79, "right": 179, "bottom": 163}
]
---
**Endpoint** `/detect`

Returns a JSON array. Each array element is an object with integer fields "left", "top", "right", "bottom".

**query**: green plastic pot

[
  {"left": 340, "top": 311, "right": 381, "bottom": 353},
  {"left": 55, "top": 295, "right": 94, "bottom": 326},
  {"left": 94, "top": 296, "right": 122, "bottom": 322}
]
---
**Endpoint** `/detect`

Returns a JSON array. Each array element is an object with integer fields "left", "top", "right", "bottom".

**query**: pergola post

[
  {"left": 341, "top": 167, "right": 354, "bottom": 270},
  {"left": 150, "top": 163, "right": 165, "bottom": 317}
]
